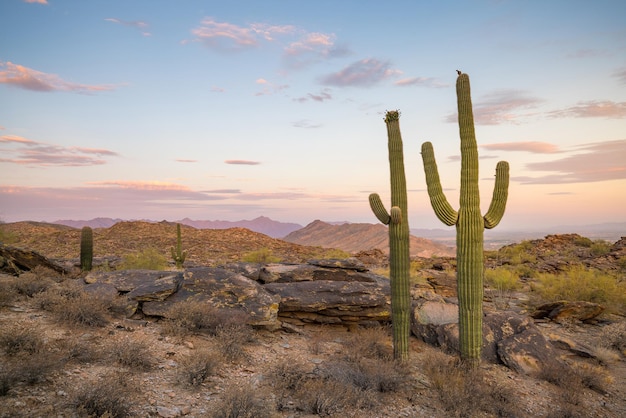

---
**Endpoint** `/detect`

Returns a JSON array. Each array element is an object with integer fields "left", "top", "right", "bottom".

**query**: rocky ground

[{"left": 0, "top": 223, "right": 625, "bottom": 417}]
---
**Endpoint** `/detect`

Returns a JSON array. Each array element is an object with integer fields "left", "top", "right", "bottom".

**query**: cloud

[
  {"left": 104, "top": 18, "right": 151, "bottom": 36},
  {"left": 23, "top": 0, "right": 47, "bottom": 4},
  {"left": 0, "top": 61, "right": 117, "bottom": 93},
  {"left": 482, "top": 141, "right": 561, "bottom": 154},
  {"left": 514, "top": 139, "right": 626, "bottom": 184},
  {"left": 548, "top": 100, "right": 626, "bottom": 119},
  {"left": 0, "top": 134, "right": 119, "bottom": 166},
  {"left": 613, "top": 68, "right": 626, "bottom": 84},
  {"left": 283, "top": 32, "right": 350, "bottom": 69},
  {"left": 202, "top": 189, "right": 241, "bottom": 194},
  {"left": 254, "top": 79, "right": 289, "bottom": 96},
  {"left": 394, "top": 77, "right": 448, "bottom": 88},
  {"left": 188, "top": 17, "right": 295, "bottom": 51},
  {"left": 175, "top": 159, "right": 197, "bottom": 163},
  {"left": 293, "top": 88, "right": 332, "bottom": 103},
  {"left": 445, "top": 89, "right": 543, "bottom": 125},
  {"left": 211, "top": 86, "right": 225, "bottom": 93},
  {"left": 320, "top": 58, "right": 401, "bottom": 87},
  {"left": 225, "top": 160, "right": 261, "bottom": 165},
  {"left": 292, "top": 120, "right": 322, "bottom": 129}
]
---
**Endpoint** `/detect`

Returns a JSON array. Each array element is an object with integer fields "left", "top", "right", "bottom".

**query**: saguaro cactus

[
  {"left": 369, "top": 110, "right": 411, "bottom": 361},
  {"left": 80, "top": 226, "right": 93, "bottom": 272},
  {"left": 421, "top": 72, "right": 509, "bottom": 366},
  {"left": 171, "top": 223, "right": 187, "bottom": 269}
]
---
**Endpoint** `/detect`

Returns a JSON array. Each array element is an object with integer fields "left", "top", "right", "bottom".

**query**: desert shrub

[
  {"left": 11, "top": 270, "right": 57, "bottom": 297},
  {"left": 33, "top": 281, "right": 111, "bottom": 327},
  {"left": 213, "top": 383, "right": 273, "bottom": 418},
  {"left": 315, "top": 248, "right": 352, "bottom": 259},
  {"left": 177, "top": 348, "right": 223, "bottom": 388},
  {"left": 109, "top": 337, "right": 153, "bottom": 371},
  {"left": 0, "top": 325, "right": 44, "bottom": 356},
  {"left": 72, "top": 373, "right": 132, "bottom": 418},
  {"left": 118, "top": 247, "right": 167, "bottom": 270},
  {"left": 213, "top": 321, "right": 255, "bottom": 362},
  {"left": 340, "top": 325, "right": 393, "bottom": 362},
  {"left": 531, "top": 266, "right": 626, "bottom": 314},
  {"left": 0, "top": 279, "right": 17, "bottom": 307},
  {"left": 485, "top": 267, "right": 521, "bottom": 309},
  {"left": 573, "top": 236, "right": 593, "bottom": 247},
  {"left": 0, "top": 222, "right": 18, "bottom": 244},
  {"left": 571, "top": 362, "right": 613, "bottom": 394},
  {"left": 0, "top": 351, "right": 62, "bottom": 395},
  {"left": 242, "top": 248, "right": 281, "bottom": 263},
  {"left": 296, "top": 379, "right": 362, "bottom": 416},
  {"left": 421, "top": 350, "right": 518, "bottom": 417},
  {"left": 162, "top": 301, "right": 249, "bottom": 337},
  {"left": 498, "top": 240, "right": 536, "bottom": 265},
  {"left": 324, "top": 357, "right": 408, "bottom": 394},
  {"left": 590, "top": 240, "right": 611, "bottom": 256}
]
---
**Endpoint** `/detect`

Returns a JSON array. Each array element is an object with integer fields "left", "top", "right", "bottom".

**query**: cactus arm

[
  {"left": 484, "top": 161, "right": 510, "bottom": 229},
  {"left": 421, "top": 142, "right": 458, "bottom": 226},
  {"left": 369, "top": 193, "right": 391, "bottom": 225}
]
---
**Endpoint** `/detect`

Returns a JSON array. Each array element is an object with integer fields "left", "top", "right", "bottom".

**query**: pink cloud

[
  {"left": 175, "top": 159, "right": 198, "bottom": 163},
  {"left": 514, "top": 139, "right": 626, "bottom": 184},
  {"left": 482, "top": 141, "right": 561, "bottom": 154},
  {"left": 283, "top": 32, "right": 349, "bottom": 69},
  {"left": 394, "top": 77, "right": 448, "bottom": 88},
  {"left": 613, "top": 68, "right": 626, "bottom": 84},
  {"left": 320, "top": 58, "right": 401, "bottom": 87},
  {"left": 294, "top": 88, "right": 332, "bottom": 103},
  {"left": 189, "top": 18, "right": 295, "bottom": 51},
  {"left": 445, "top": 89, "right": 543, "bottom": 125},
  {"left": 0, "top": 135, "right": 119, "bottom": 166},
  {"left": 225, "top": 160, "right": 261, "bottom": 165},
  {"left": 548, "top": 100, "right": 626, "bottom": 119},
  {"left": 0, "top": 61, "right": 117, "bottom": 93},
  {"left": 23, "top": 0, "right": 47, "bottom": 4}
]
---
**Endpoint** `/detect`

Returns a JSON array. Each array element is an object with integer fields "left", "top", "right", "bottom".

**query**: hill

[
  {"left": 1, "top": 221, "right": 339, "bottom": 265},
  {"left": 283, "top": 220, "right": 455, "bottom": 257}
]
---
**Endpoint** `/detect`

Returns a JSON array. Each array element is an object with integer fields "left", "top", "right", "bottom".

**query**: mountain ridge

[{"left": 283, "top": 220, "right": 455, "bottom": 257}]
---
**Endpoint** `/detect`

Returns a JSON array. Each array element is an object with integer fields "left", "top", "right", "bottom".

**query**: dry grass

[
  {"left": 212, "top": 382, "right": 274, "bottom": 418},
  {"left": 176, "top": 348, "right": 223, "bottom": 388},
  {"left": 72, "top": 372, "right": 134, "bottom": 418},
  {"left": 421, "top": 350, "right": 519, "bottom": 417},
  {"left": 108, "top": 336, "right": 153, "bottom": 371}
]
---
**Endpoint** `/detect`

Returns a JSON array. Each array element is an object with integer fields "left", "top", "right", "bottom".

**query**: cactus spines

[
  {"left": 421, "top": 73, "right": 509, "bottom": 366},
  {"left": 368, "top": 110, "right": 411, "bottom": 361},
  {"left": 171, "top": 223, "right": 187, "bottom": 269},
  {"left": 80, "top": 226, "right": 93, "bottom": 272}
]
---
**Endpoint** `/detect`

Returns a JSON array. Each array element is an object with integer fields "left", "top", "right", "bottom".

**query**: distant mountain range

[
  {"left": 283, "top": 220, "right": 455, "bottom": 257},
  {"left": 52, "top": 217, "right": 625, "bottom": 250},
  {"left": 53, "top": 216, "right": 302, "bottom": 239}
]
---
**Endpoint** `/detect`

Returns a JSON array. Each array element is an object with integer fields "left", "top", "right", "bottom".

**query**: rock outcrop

[{"left": 0, "top": 244, "right": 72, "bottom": 276}]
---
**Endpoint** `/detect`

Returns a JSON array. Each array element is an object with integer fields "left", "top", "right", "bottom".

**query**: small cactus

[
  {"left": 171, "top": 223, "right": 187, "bottom": 269},
  {"left": 80, "top": 226, "right": 93, "bottom": 272},
  {"left": 369, "top": 110, "right": 411, "bottom": 361},
  {"left": 421, "top": 72, "right": 510, "bottom": 366}
]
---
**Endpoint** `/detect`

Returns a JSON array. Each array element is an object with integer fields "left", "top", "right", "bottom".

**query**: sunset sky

[{"left": 1, "top": 0, "right": 625, "bottom": 231}]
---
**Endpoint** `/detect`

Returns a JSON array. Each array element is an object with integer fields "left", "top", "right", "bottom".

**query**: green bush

[
  {"left": 531, "top": 266, "right": 626, "bottom": 315},
  {"left": 242, "top": 248, "right": 280, "bottom": 263},
  {"left": 590, "top": 240, "right": 611, "bottom": 256},
  {"left": 485, "top": 267, "right": 520, "bottom": 292},
  {"left": 119, "top": 247, "right": 168, "bottom": 270}
]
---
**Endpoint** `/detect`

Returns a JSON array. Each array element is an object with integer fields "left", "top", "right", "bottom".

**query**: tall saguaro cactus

[
  {"left": 80, "top": 226, "right": 93, "bottom": 272},
  {"left": 369, "top": 110, "right": 411, "bottom": 361},
  {"left": 171, "top": 223, "right": 187, "bottom": 269},
  {"left": 421, "top": 73, "right": 509, "bottom": 366}
]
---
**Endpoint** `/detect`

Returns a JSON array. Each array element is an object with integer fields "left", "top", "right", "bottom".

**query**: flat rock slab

[
  {"left": 84, "top": 270, "right": 183, "bottom": 293},
  {"left": 531, "top": 300, "right": 605, "bottom": 323},
  {"left": 0, "top": 244, "right": 71, "bottom": 276},
  {"left": 142, "top": 267, "right": 280, "bottom": 329}
]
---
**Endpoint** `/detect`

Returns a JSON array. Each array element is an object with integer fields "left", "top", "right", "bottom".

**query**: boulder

[
  {"left": 142, "top": 267, "right": 281, "bottom": 329},
  {"left": 263, "top": 273, "right": 391, "bottom": 326},
  {"left": 84, "top": 270, "right": 183, "bottom": 293},
  {"left": 258, "top": 262, "right": 375, "bottom": 284},
  {"left": 497, "top": 328, "right": 562, "bottom": 376},
  {"left": 0, "top": 244, "right": 72, "bottom": 276},
  {"left": 531, "top": 301, "right": 605, "bottom": 323}
]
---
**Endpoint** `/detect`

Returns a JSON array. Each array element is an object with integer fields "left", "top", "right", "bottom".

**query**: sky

[{"left": 1, "top": 0, "right": 625, "bottom": 231}]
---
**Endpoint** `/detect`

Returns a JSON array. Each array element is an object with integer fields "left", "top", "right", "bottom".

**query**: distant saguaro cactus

[
  {"left": 369, "top": 110, "right": 411, "bottom": 361},
  {"left": 421, "top": 72, "right": 510, "bottom": 366},
  {"left": 171, "top": 223, "right": 187, "bottom": 269},
  {"left": 80, "top": 226, "right": 93, "bottom": 272}
]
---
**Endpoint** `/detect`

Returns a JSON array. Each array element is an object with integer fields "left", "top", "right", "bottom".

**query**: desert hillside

[
  {"left": 283, "top": 220, "right": 455, "bottom": 257},
  {"left": 0, "top": 221, "right": 343, "bottom": 265}
]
